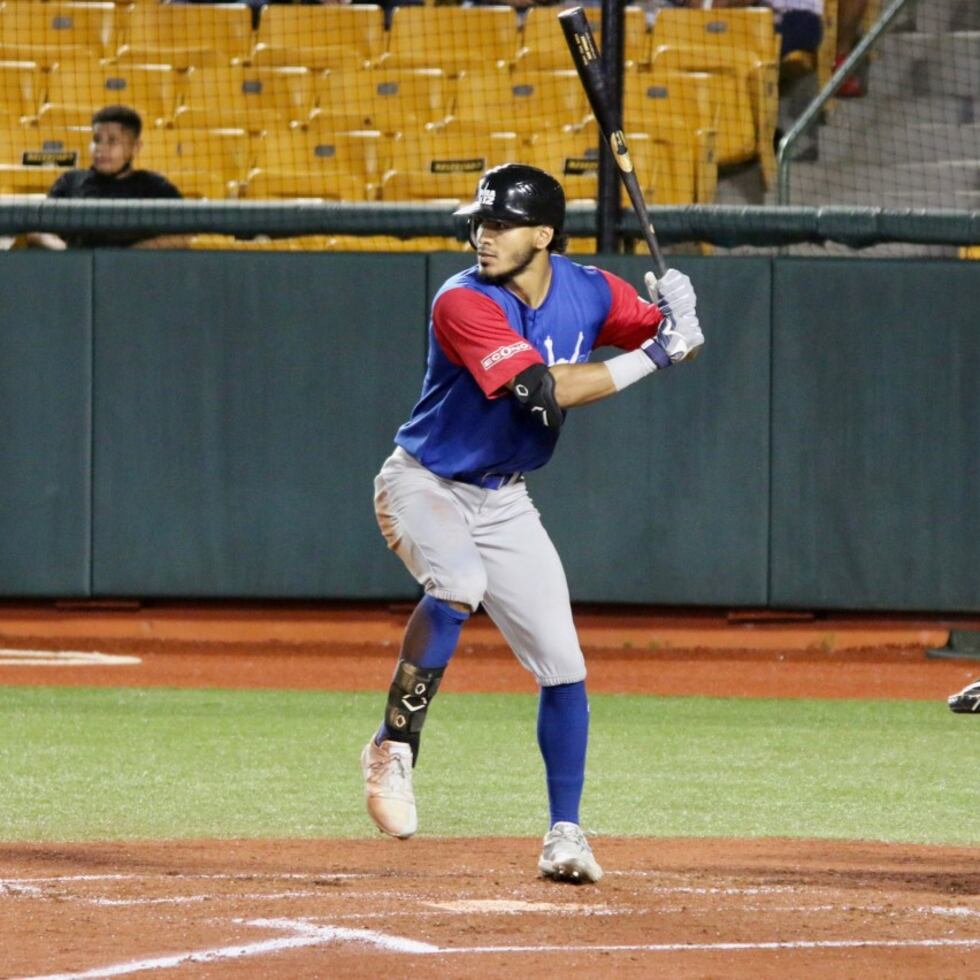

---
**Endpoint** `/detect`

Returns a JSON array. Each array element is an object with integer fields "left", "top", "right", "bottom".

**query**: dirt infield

[{"left": 1, "top": 605, "right": 978, "bottom": 978}]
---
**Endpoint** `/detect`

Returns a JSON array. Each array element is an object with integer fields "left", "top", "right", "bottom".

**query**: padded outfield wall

[{"left": 0, "top": 252, "right": 977, "bottom": 611}]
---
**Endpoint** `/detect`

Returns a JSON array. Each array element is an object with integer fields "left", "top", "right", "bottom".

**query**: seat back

[
  {"left": 0, "top": 2, "right": 118, "bottom": 66},
  {"left": 138, "top": 127, "right": 252, "bottom": 197},
  {"left": 651, "top": 8, "right": 779, "bottom": 65},
  {"left": 176, "top": 66, "right": 315, "bottom": 132},
  {"left": 517, "top": 5, "right": 599, "bottom": 72},
  {"left": 0, "top": 122, "right": 88, "bottom": 193},
  {"left": 118, "top": 4, "right": 254, "bottom": 69},
  {"left": 0, "top": 60, "right": 42, "bottom": 122},
  {"left": 314, "top": 69, "right": 449, "bottom": 134},
  {"left": 251, "top": 5, "right": 385, "bottom": 71},
  {"left": 383, "top": 6, "right": 519, "bottom": 74},
  {"left": 452, "top": 70, "right": 591, "bottom": 135},
  {"left": 39, "top": 62, "right": 178, "bottom": 128}
]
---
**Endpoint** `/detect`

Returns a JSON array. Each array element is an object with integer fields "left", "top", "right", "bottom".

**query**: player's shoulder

[
  {"left": 47, "top": 168, "right": 91, "bottom": 196},
  {"left": 551, "top": 253, "right": 616, "bottom": 295},
  {"left": 433, "top": 265, "right": 504, "bottom": 309}
]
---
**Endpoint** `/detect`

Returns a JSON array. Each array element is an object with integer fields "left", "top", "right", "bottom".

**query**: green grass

[{"left": 0, "top": 685, "right": 977, "bottom": 844}]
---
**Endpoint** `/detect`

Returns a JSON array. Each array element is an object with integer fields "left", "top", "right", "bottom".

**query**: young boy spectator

[{"left": 27, "top": 105, "right": 187, "bottom": 250}]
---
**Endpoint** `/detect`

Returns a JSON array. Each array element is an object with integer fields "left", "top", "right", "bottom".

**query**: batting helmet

[{"left": 454, "top": 163, "right": 566, "bottom": 234}]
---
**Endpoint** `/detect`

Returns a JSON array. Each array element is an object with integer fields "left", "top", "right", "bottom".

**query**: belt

[{"left": 468, "top": 471, "right": 524, "bottom": 490}]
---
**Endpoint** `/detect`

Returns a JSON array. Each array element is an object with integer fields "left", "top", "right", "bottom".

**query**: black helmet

[{"left": 454, "top": 163, "right": 565, "bottom": 234}]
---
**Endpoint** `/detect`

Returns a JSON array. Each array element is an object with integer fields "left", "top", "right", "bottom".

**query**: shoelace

[{"left": 368, "top": 750, "right": 410, "bottom": 790}]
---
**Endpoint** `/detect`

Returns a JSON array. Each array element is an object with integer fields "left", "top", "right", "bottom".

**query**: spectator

[
  {"left": 834, "top": 0, "right": 869, "bottom": 97},
  {"left": 26, "top": 105, "right": 187, "bottom": 251}
]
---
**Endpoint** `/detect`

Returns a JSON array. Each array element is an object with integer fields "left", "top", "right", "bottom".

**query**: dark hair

[
  {"left": 548, "top": 232, "right": 569, "bottom": 254},
  {"left": 92, "top": 105, "right": 143, "bottom": 138}
]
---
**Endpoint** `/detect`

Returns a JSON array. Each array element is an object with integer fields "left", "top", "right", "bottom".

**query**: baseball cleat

[
  {"left": 538, "top": 821, "right": 603, "bottom": 884},
  {"left": 948, "top": 679, "right": 980, "bottom": 714},
  {"left": 360, "top": 738, "right": 417, "bottom": 839}
]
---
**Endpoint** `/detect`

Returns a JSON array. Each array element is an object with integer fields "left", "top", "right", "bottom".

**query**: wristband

[{"left": 604, "top": 347, "right": 657, "bottom": 392}]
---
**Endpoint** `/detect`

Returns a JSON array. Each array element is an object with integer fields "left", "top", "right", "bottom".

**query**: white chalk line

[
  {"left": 0, "top": 650, "right": 140, "bottom": 666},
  {"left": 16, "top": 917, "right": 980, "bottom": 980}
]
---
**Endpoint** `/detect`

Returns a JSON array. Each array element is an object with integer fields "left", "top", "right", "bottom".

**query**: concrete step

[
  {"left": 784, "top": 159, "right": 980, "bottom": 208},
  {"left": 824, "top": 93, "right": 979, "bottom": 132},
  {"left": 914, "top": 0, "right": 980, "bottom": 34},
  {"left": 869, "top": 31, "right": 980, "bottom": 99},
  {"left": 816, "top": 121, "right": 980, "bottom": 165}
]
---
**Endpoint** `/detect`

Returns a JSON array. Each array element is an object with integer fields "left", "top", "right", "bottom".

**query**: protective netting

[{"left": 0, "top": 0, "right": 976, "bottom": 253}]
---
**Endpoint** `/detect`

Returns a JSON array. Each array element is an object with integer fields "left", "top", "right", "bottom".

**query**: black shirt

[{"left": 47, "top": 167, "right": 182, "bottom": 248}]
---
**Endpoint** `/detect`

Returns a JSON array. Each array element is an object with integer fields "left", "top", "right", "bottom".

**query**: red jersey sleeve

[
  {"left": 594, "top": 270, "right": 664, "bottom": 351},
  {"left": 432, "top": 286, "right": 544, "bottom": 398}
]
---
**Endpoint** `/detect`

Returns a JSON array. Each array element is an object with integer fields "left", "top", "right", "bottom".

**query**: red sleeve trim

[
  {"left": 433, "top": 287, "right": 544, "bottom": 397},
  {"left": 594, "top": 269, "right": 664, "bottom": 351}
]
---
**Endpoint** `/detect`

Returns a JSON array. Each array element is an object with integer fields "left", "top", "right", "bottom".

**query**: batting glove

[
  {"left": 641, "top": 310, "right": 705, "bottom": 368},
  {"left": 645, "top": 268, "right": 697, "bottom": 321}
]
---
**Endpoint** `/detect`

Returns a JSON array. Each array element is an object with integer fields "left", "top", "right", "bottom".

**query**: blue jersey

[{"left": 395, "top": 254, "right": 663, "bottom": 483}]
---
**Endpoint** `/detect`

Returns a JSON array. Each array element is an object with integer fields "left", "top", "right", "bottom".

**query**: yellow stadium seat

[
  {"left": 526, "top": 126, "right": 708, "bottom": 207},
  {"left": 649, "top": 7, "right": 779, "bottom": 185},
  {"left": 624, "top": 5, "right": 650, "bottom": 68},
  {"left": 243, "top": 128, "right": 386, "bottom": 201},
  {"left": 0, "top": 60, "right": 42, "bottom": 124},
  {"left": 623, "top": 70, "right": 718, "bottom": 202},
  {"left": 0, "top": 2, "right": 118, "bottom": 67},
  {"left": 250, "top": 5, "right": 386, "bottom": 72},
  {"left": 313, "top": 69, "right": 450, "bottom": 135},
  {"left": 327, "top": 235, "right": 467, "bottom": 253},
  {"left": 516, "top": 5, "right": 600, "bottom": 72},
  {"left": 381, "top": 128, "right": 519, "bottom": 203},
  {"left": 190, "top": 234, "right": 336, "bottom": 251},
  {"left": 450, "top": 71, "right": 591, "bottom": 138},
  {"left": 381, "top": 6, "right": 519, "bottom": 75},
  {"left": 115, "top": 4, "right": 254, "bottom": 69},
  {"left": 0, "top": 122, "right": 88, "bottom": 194},
  {"left": 174, "top": 66, "right": 316, "bottom": 133},
  {"left": 138, "top": 128, "right": 252, "bottom": 198},
  {"left": 38, "top": 62, "right": 178, "bottom": 128}
]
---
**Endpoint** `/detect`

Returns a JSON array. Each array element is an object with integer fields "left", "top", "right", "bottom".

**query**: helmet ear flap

[{"left": 467, "top": 216, "right": 480, "bottom": 250}]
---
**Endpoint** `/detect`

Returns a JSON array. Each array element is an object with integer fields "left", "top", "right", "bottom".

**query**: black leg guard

[{"left": 384, "top": 660, "right": 445, "bottom": 766}]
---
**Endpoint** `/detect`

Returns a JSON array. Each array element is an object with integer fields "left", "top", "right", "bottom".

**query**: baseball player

[
  {"left": 361, "top": 163, "right": 704, "bottom": 883},
  {"left": 948, "top": 679, "right": 980, "bottom": 713}
]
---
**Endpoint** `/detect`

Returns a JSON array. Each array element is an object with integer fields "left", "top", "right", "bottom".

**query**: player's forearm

[{"left": 549, "top": 362, "right": 620, "bottom": 408}]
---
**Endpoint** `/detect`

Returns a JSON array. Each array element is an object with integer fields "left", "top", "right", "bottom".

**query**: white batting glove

[
  {"left": 645, "top": 268, "right": 697, "bottom": 321},
  {"left": 641, "top": 310, "right": 705, "bottom": 367}
]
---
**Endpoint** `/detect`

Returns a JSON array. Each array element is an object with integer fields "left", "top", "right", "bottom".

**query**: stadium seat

[
  {"left": 174, "top": 66, "right": 316, "bottom": 134},
  {"left": 190, "top": 234, "right": 338, "bottom": 251},
  {"left": 381, "top": 128, "right": 520, "bottom": 203},
  {"left": 0, "top": 60, "right": 43, "bottom": 124},
  {"left": 243, "top": 128, "right": 386, "bottom": 201},
  {"left": 381, "top": 6, "right": 519, "bottom": 75},
  {"left": 0, "top": 2, "right": 118, "bottom": 67},
  {"left": 623, "top": 70, "right": 718, "bottom": 202},
  {"left": 649, "top": 7, "right": 779, "bottom": 185},
  {"left": 37, "top": 62, "right": 178, "bottom": 129},
  {"left": 516, "top": 6, "right": 600, "bottom": 72},
  {"left": 138, "top": 128, "right": 252, "bottom": 198},
  {"left": 0, "top": 123, "right": 88, "bottom": 194},
  {"left": 250, "top": 5, "right": 386, "bottom": 72},
  {"left": 312, "top": 69, "right": 450, "bottom": 135},
  {"left": 525, "top": 127, "right": 704, "bottom": 207},
  {"left": 624, "top": 5, "right": 650, "bottom": 68},
  {"left": 114, "top": 4, "right": 254, "bottom": 70},
  {"left": 450, "top": 71, "right": 592, "bottom": 138},
  {"left": 327, "top": 235, "right": 467, "bottom": 253}
]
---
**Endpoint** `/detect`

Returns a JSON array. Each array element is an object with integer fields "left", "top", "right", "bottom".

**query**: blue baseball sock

[
  {"left": 376, "top": 595, "right": 469, "bottom": 745},
  {"left": 537, "top": 680, "right": 589, "bottom": 827}
]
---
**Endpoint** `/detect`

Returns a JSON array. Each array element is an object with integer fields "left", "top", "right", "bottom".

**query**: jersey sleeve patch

[
  {"left": 433, "top": 286, "right": 544, "bottom": 397},
  {"left": 594, "top": 269, "right": 664, "bottom": 351}
]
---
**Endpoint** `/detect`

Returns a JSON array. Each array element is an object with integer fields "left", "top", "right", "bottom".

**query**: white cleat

[
  {"left": 538, "top": 821, "right": 603, "bottom": 884},
  {"left": 360, "top": 738, "right": 417, "bottom": 839}
]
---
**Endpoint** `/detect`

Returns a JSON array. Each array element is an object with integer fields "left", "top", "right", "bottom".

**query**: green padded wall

[
  {"left": 428, "top": 254, "right": 772, "bottom": 606},
  {"left": 91, "top": 252, "right": 425, "bottom": 597},
  {"left": 770, "top": 259, "right": 980, "bottom": 611},
  {"left": 0, "top": 253, "right": 92, "bottom": 595}
]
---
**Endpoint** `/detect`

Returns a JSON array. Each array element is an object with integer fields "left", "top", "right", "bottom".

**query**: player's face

[
  {"left": 474, "top": 219, "right": 551, "bottom": 284},
  {"left": 90, "top": 123, "right": 140, "bottom": 177}
]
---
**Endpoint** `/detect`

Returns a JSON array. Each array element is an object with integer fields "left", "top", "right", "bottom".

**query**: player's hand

[
  {"left": 645, "top": 268, "right": 697, "bottom": 321},
  {"left": 641, "top": 310, "right": 704, "bottom": 368}
]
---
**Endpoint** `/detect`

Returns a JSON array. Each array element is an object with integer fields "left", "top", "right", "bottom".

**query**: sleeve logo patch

[{"left": 481, "top": 341, "right": 531, "bottom": 371}]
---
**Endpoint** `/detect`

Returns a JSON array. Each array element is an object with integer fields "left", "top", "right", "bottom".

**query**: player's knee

[{"left": 436, "top": 565, "right": 487, "bottom": 612}]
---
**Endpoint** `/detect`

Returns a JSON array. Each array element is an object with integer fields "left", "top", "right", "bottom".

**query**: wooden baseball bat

[{"left": 558, "top": 6, "right": 667, "bottom": 276}]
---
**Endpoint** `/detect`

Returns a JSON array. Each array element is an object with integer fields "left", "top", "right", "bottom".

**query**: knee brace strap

[{"left": 385, "top": 660, "right": 445, "bottom": 739}]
